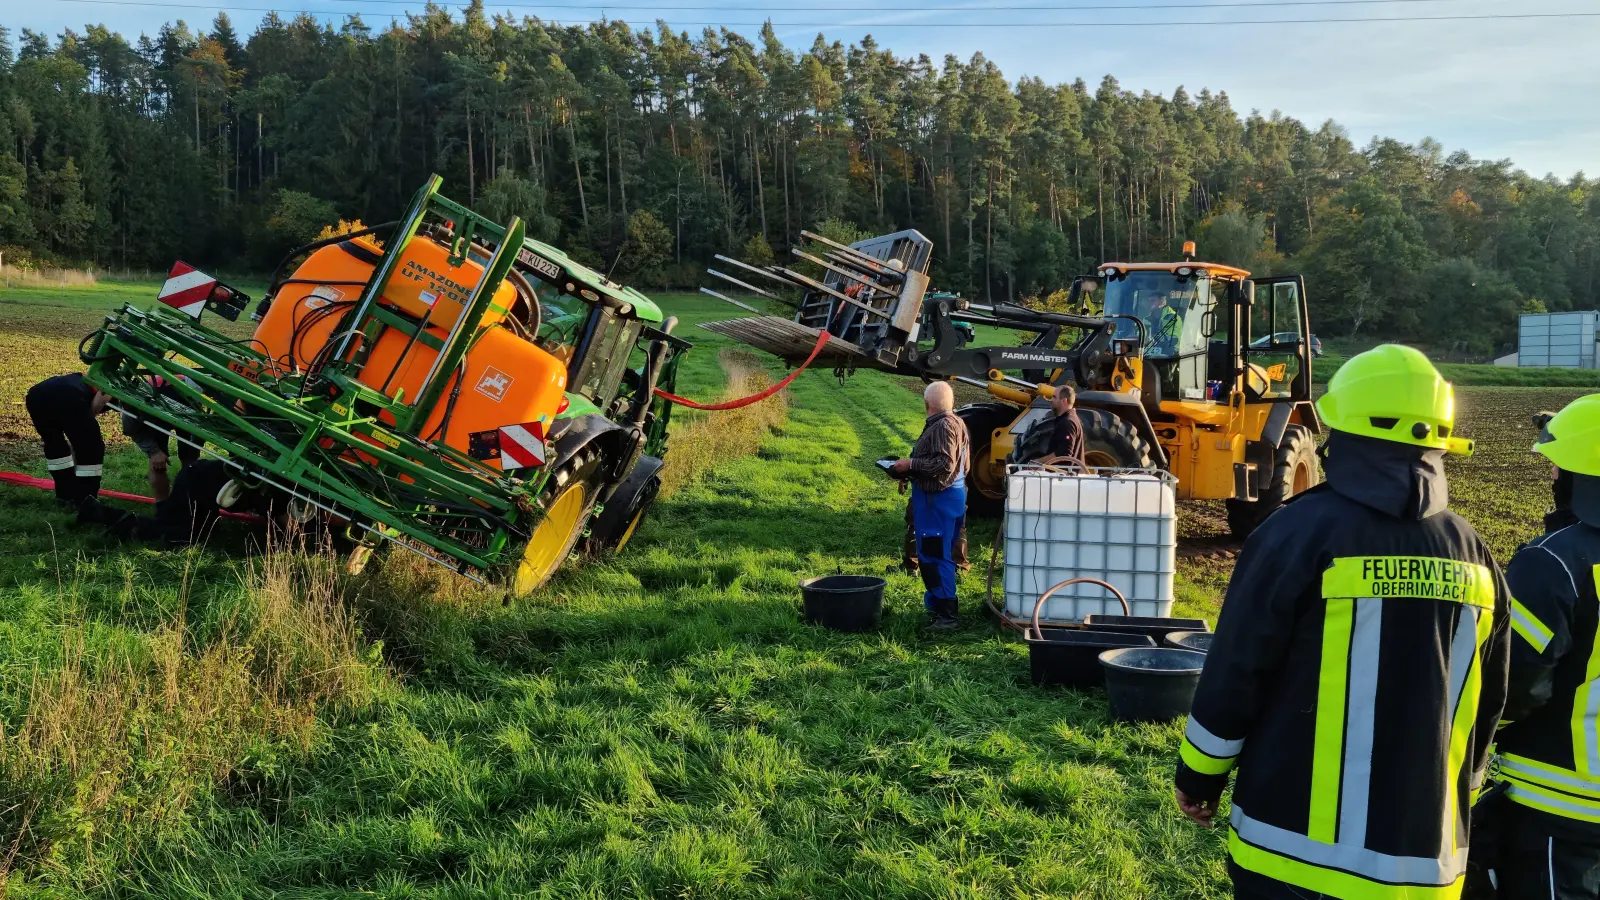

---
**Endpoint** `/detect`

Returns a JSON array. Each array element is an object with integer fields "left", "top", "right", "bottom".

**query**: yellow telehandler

[
  {"left": 954, "top": 244, "right": 1322, "bottom": 536},
  {"left": 698, "top": 233, "right": 1321, "bottom": 538}
]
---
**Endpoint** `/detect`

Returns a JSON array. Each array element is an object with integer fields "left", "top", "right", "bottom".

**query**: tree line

[{"left": 2, "top": 4, "right": 1597, "bottom": 354}]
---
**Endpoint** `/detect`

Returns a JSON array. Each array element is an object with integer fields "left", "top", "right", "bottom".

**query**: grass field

[
  {"left": 0, "top": 279, "right": 1579, "bottom": 897},
  {"left": 1315, "top": 339, "right": 1600, "bottom": 388}
]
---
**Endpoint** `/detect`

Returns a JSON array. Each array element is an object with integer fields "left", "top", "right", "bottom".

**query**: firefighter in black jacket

[
  {"left": 24, "top": 372, "right": 110, "bottom": 505},
  {"left": 1490, "top": 394, "right": 1600, "bottom": 898},
  {"left": 1174, "top": 344, "right": 1512, "bottom": 900}
]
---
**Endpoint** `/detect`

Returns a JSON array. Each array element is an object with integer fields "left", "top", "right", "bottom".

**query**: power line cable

[
  {"left": 44, "top": 0, "right": 1485, "bottom": 9},
  {"left": 39, "top": 0, "right": 1600, "bottom": 25}
]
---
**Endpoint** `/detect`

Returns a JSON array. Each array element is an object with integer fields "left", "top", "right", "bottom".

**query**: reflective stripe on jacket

[
  {"left": 1176, "top": 481, "right": 1511, "bottom": 899},
  {"left": 1498, "top": 521, "right": 1600, "bottom": 837}
]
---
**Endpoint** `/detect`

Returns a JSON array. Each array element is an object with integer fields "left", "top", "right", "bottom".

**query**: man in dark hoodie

[
  {"left": 1486, "top": 394, "right": 1600, "bottom": 898},
  {"left": 1173, "top": 344, "right": 1511, "bottom": 900}
]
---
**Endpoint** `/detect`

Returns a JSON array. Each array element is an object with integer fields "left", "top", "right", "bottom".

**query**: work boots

[
  {"left": 46, "top": 460, "right": 81, "bottom": 507},
  {"left": 927, "top": 598, "right": 961, "bottom": 631},
  {"left": 75, "top": 466, "right": 102, "bottom": 504}
]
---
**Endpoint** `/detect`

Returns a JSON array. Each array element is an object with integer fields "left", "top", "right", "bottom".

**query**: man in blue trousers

[{"left": 890, "top": 381, "right": 970, "bottom": 629}]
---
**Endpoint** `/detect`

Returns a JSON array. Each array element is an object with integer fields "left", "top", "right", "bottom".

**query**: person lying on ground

[{"left": 121, "top": 375, "right": 202, "bottom": 502}]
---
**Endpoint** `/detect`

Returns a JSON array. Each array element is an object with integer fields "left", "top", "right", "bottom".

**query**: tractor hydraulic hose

[
  {"left": 652, "top": 327, "right": 830, "bottom": 411},
  {"left": 266, "top": 221, "right": 400, "bottom": 298}
]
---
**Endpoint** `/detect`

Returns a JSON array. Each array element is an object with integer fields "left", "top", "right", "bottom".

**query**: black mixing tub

[{"left": 800, "top": 574, "right": 886, "bottom": 632}]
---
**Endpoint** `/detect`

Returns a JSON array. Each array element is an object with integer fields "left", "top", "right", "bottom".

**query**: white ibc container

[{"left": 1002, "top": 466, "right": 1177, "bottom": 625}]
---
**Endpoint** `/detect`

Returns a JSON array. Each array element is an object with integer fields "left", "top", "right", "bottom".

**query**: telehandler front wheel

[
  {"left": 1079, "top": 408, "right": 1156, "bottom": 470},
  {"left": 509, "top": 450, "right": 603, "bottom": 595},
  {"left": 958, "top": 404, "right": 1020, "bottom": 519},
  {"left": 1225, "top": 424, "right": 1320, "bottom": 539}
]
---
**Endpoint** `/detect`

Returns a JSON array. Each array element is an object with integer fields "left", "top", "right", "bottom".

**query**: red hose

[
  {"left": 0, "top": 470, "right": 262, "bottom": 522},
  {"left": 653, "top": 327, "right": 831, "bottom": 411}
]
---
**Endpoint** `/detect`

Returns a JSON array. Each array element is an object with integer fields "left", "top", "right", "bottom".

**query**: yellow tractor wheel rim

[
  {"left": 1083, "top": 449, "right": 1120, "bottom": 468},
  {"left": 1292, "top": 460, "right": 1312, "bottom": 496},
  {"left": 614, "top": 507, "right": 647, "bottom": 553},
  {"left": 514, "top": 481, "right": 589, "bottom": 594},
  {"left": 971, "top": 454, "right": 1007, "bottom": 500}
]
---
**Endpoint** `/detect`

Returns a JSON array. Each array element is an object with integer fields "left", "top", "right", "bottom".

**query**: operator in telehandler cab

[
  {"left": 1132, "top": 285, "right": 1183, "bottom": 357},
  {"left": 1478, "top": 394, "right": 1600, "bottom": 898},
  {"left": 1174, "top": 344, "right": 1510, "bottom": 900}
]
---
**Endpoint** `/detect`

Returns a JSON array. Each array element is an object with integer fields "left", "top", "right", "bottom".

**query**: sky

[{"left": 9, "top": 0, "right": 1600, "bottom": 179}]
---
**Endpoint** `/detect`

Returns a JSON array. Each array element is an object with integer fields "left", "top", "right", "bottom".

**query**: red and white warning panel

[
  {"left": 498, "top": 420, "right": 549, "bottom": 471},
  {"left": 158, "top": 262, "right": 218, "bottom": 318}
]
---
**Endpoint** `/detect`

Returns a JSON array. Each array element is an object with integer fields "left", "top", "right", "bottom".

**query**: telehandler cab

[{"left": 699, "top": 236, "right": 1320, "bottom": 538}]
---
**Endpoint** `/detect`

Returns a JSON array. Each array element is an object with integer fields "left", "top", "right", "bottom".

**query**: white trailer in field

[{"left": 1518, "top": 312, "right": 1600, "bottom": 369}]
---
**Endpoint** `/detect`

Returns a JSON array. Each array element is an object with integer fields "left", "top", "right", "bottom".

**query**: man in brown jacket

[{"left": 889, "top": 381, "right": 970, "bottom": 628}]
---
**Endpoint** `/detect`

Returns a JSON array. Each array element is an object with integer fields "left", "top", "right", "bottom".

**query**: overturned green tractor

[{"left": 82, "top": 176, "right": 690, "bottom": 591}]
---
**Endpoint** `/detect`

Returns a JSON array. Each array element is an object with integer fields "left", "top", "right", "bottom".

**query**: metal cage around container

[{"left": 1001, "top": 464, "right": 1178, "bottom": 629}]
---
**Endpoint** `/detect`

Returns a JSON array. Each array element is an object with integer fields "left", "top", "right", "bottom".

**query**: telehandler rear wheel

[
  {"left": 509, "top": 450, "right": 603, "bottom": 594},
  {"left": 1079, "top": 408, "right": 1156, "bottom": 470},
  {"left": 1225, "top": 424, "right": 1320, "bottom": 539}
]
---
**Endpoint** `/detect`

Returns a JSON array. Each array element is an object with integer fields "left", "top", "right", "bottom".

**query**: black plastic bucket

[
  {"left": 1026, "top": 629, "right": 1156, "bottom": 688},
  {"left": 1082, "top": 614, "right": 1211, "bottom": 641},
  {"left": 800, "top": 575, "right": 887, "bottom": 632},
  {"left": 1165, "top": 631, "right": 1214, "bottom": 653},
  {"left": 1098, "top": 647, "right": 1207, "bottom": 722}
]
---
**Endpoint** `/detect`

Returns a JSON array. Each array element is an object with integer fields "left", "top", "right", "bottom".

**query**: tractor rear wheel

[
  {"left": 509, "top": 449, "right": 603, "bottom": 594},
  {"left": 957, "top": 403, "right": 1020, "bottom": 519},
  {"left": 1079, "top": 408, "right": 1156, "bottom": 470},
  {"left": 1226, "top": 424, "right": 1320, "bottom": 539}
]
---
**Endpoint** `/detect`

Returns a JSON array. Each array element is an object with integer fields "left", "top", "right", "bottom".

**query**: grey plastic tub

[
  {"left": 1164, "top": 631, "right": 1214, "bottom": 653},
  {"left": 1098, "top": 647, "right": 1207, "bottom": 722}
]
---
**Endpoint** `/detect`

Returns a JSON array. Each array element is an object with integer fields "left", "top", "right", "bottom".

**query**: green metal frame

[{"left": 81, "top": 177, "right": 689, "bottom": 581}]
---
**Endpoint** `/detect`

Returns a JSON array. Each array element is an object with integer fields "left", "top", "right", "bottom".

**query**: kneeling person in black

[{"left": 25, "top": 373, "right": 109, "bottom": 505}]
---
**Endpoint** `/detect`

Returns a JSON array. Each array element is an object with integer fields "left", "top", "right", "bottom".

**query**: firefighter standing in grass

[
  {"left": 24, "top": 372, "right": 109, "bottom": 506},
  {"left": 1173, "top": 344, "right": 1511, "bottom": 900},
  {"left": 1482, "top": 394, "right": 1600, "bottom": 898}
]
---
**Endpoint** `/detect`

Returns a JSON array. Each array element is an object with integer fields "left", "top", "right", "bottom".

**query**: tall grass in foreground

[
  {"left": 0, "top": 539, "right": 382, "bottom": 888},
  {"left": 658, "top": 349, "right": 789, "bottom": 499}
]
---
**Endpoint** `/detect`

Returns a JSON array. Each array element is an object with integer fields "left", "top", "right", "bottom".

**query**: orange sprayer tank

[
  {"left": 251, "top": 235, "right": 567, "bottom": 457},
  {"left": 253, "top": 235, "right": 514, "bottom": 371},
  {"left": 357, "top": 324, "right": 567, "bottom": 451}
]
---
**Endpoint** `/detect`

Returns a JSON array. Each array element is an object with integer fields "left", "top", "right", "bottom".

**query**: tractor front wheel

[
  {"left": 585, "top": 456, "right": 664, "bottom": 557},
  {"left": 509, "top": 450, "right": 602, "bottom": 594},
  {"left": 1225, "top": 424, "right": 1320, "bottom": 539},
  {"left": 1079, "top": 408, "right": 1156, "bottom": 470}
]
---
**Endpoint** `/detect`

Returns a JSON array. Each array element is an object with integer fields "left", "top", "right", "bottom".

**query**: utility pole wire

[{"left": 39, "top": 0, "right": 1600, "bottom": 26}]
